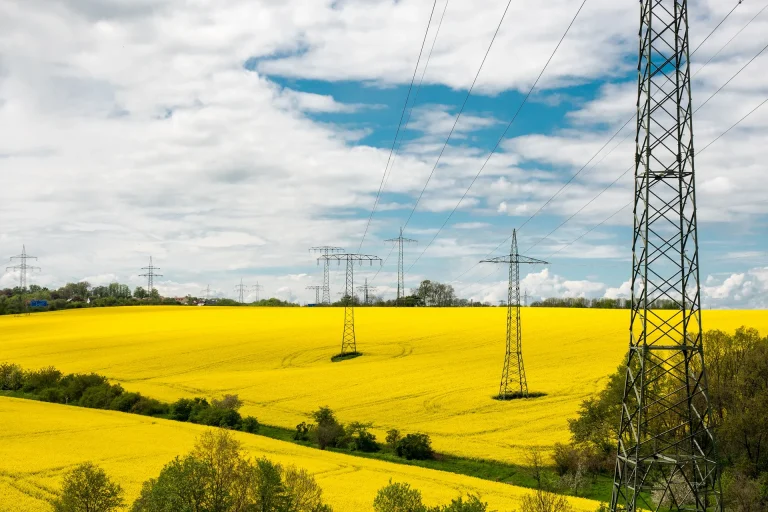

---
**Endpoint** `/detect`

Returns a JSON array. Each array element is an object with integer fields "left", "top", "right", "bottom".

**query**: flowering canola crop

[
  {"left": 0, "top": 397, "right": 601, "bottom": 511},
  {"left": 1, "top": 306, "right": 765, "bottom": 465}
]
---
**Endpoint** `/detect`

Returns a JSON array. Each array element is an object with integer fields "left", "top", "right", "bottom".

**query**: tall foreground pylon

[
  {"left": 317, "top": 253, "right": 381, "bottom": 356},
  {"left": 480, "top": 230, "right": 546, "bottom": 399},
  {"left": 611, "top": 1, "right": 721, "bottom": 510}
]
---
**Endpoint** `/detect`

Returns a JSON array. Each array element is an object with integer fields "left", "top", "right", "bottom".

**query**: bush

[
  {"left": 23, "top": 366, "right": 62, "bottom": 392},
  {"left": 131, "top": 396, "right": 169, "bottom": 416},
  {"left": 284, "top": 465, "right": 329, "bottom": 512},
  {"left": 311, "top": 406, "right": 346, "bottom": 450},
  {"left": 110, "top": 392, "right": 142, "bottom": 413},
  {"left": 434, "top": 494, "right": 489, "bottom": 512},
  {"left": 0, "top": 362, "right": 24, "bottom": 390},
  {"left": 386, "top": 429, "right": 401, "bottom": 450},
  {"left": 170, "top": 397, "right": 196, "bottom": 421},
  {"left": 295, "top": 421, "right": 313, "bottom": 441},
  {"left": 211, "top": 393, "right": 243, "bottom": 411},
  {"left": 520, "top": 489, "right": 573, "bottom": 512},
  {"left": 240, "top": 416, "right": 260, "bottom": 434},
  {"left": 79, "top": 383, "right": 124, "bottom": 409},
  {"left": 373, "top": 480, "right": 426, "bottom": 512},
  {"left": 552, "top": 443, "right": 579, "bottom": 477},
  {"left": 39, "top": 387, "right": 64, "bottom": 403},
  {"left": 59, "top": 373, "right": 109, "bottom": 403},
  {"left": 53, "top": 462, "right": 124, "bottom": 512},
  {"left": 191, "top": 406, "right": 242, "bottom": 428},
  {"left": 396, "top": 434, "right": 433, "bottom": 460},
  {"left": 348, "top": 422, "right": 380, "bottom": 452}
]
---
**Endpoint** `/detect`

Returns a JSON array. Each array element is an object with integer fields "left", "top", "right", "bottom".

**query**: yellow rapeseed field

[
  {"left": 1, "top": 306, "right": 766, "bottom": 465},
  {"left": 0, "top": 397, "right": 601, "bottom": 512}
]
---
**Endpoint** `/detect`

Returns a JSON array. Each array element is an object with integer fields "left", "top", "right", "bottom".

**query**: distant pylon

[
  {"left": 306, "top": 285, "right": 322, "bottom": 305},
  {"left": 524, "top": 289, "right": 529, "bottom": 307},
  {"left": 6, "top": 245, "right": 40, "bottom": 291},
  {"left": 200, "top": 284, "right": 212, "bottom": 300},
  {"left": 385, "top": 227, "right": 417, "bottom": 302},
  {"left": 357, "top": 277, "right": 375, "bottom": 305},
  {"left": 235, "top": 278, "right": 253, "bottom": 303},
  {"left": 317, "top": 253, "right": 381, "bottom": 355},
  {"left": 253, "top": 281, "right": 264, "bottom": 302},
  {"left": 480, "top": 230, "right": 547, "bottom": 399},
  {"left": 611, "top": 1, "right": 722, "bottom": 510},
  {"left": 310, "top": 246, "right": 344, "bottom": 304},
  {"left": 139, "top": 256, "right": 162, "bottom": 294}
]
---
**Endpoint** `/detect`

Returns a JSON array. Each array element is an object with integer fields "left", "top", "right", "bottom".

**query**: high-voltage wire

[
  {"left": 405, "top": 0, "right": 589, "bottom": 274},
  {"left": 450, "top": 0, "right": 752, "bottom": 283},
  {"left": 358, "top": 0, "right": 443, "bottom": 251}
]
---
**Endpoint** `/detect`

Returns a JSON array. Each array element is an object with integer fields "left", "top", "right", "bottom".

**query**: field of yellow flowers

[
  {"left": 0, "top": 397, "right": 601, "bottom": 512},
  {"left": 1, "top": 306, "right": 766, "bottom": 465}
]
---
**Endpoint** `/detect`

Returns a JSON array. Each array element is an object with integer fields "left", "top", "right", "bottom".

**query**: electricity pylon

[
  {"left": 357, "top": 278, "right": 375, "bottom": 305},
  {"left": 480, "top": 230, "right": 546, "bottom": 399},
  {"left": 310, "top": 246, "right": 344, "bottom": 304},
  {"left": 385, "top": 227, "right": 417, "bottom": 302},
  {"left": 200, "top": 284, "right": 213, "bottom": 301},
  {"left": 235, "top": 279, "right": 254, "bottom": 303},
  {"left": 611, "top": 1, "right": 721, "bottom": 511},
  {"left": 139, "top": 256, "right": 162, "bottom": 294},
  {"left": 7, "top": 245, "right": 40, "bottom": 290},
  {"left": 7, "top": 245, "right": 41, "bottom": 315},
  {"left": 253, "top": 282, "right": 264, "bottom": 302},
  {"left": 306, "top": 285, "right": 322, "bottom": 305},
  {"left": 317, "top": 253, "right": 381, "bottom": 356}
]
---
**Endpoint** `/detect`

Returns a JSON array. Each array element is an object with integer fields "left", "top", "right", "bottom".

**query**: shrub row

[
  {"left": 294, "top": 406, "right": 434, "bottom": 461},
  {"left": 0, "top": 363, "right": 259, "bottom": 434}
]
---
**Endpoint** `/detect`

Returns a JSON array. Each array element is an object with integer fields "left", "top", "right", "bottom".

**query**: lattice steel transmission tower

[
  {"left": 306, "top": 285, "right": 322, "bottom": 305},
  {"left": 235, "top": 278, "right": 253, "bottom": 303},
  {"left": 385, "top": 228, "right": 417, "bottom": 302},
  {"left": 7, "top": 245, "right": 40, "bottom": 290},
  {"left": 317, "top": 253, "right": 381, "bottom": 356},
  {"left": 611, "top": 1, "right": 721, "bottom": 511},
  {"left": 480, "top": 230, "right": 546, "bottom": 400},
  {"left": 310, "top": 246, "right": 344, "bottom": 304},
  {"left": 357, "top": 278, "right": 375, "bottom": 305},
  {"left": 139, "top": 256, "right": 162, "bottom": 294},
  {"left": 253, "top": 282, "right": 264, "bottom": 302}
]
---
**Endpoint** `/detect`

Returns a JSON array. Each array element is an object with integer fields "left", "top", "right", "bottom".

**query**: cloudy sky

[{"left": 1, "top": 0, "right": 766, "bottom": 308}]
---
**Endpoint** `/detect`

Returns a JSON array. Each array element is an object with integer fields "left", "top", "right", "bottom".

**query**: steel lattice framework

[
  {"left": 318, "top": 253, "right": 381, "bottom": 355},
  {"left": 357, "top": 278, "right": 375, "bottom": 305},
  {"left": 611, "top": 1, "right": 721, "bottom": 510},
  {"left": 385, "top": 228, "right": 417, "bottom": 302},
  {"left": 306, "top": 285, "right": 322, "bottom": 305},
  {"left": 7, "top": 245, "right": 40, "bottom": 291},
  {"left": 480, "top": 230, "right": 546, "bottom": 399},
  {"left": 139, "top": 256, "right": 162, "bottom": 293},
  {"left": 310, "top": 246, "right": 344, "bottom": 304}
]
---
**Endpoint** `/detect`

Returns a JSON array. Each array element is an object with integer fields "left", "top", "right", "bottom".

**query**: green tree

[
  {"left": 134, "top": 287, "right": 148, "bottom": 299},
  {"left": 519, "top": 489, "right": 573, "bottom": 512},
  {"left": 131, "top": 455, "right": 211, "bottom": 512},
  {"left": 311, "top": 406, "right": 346, "bottom": 450},
  {"left": 373, "top": 481, "right": 426, "bottom": 512},
  {"left": 53, "top": 462, "right": 124, "bottom": 512}
]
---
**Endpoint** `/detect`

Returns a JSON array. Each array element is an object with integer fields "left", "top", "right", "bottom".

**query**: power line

[
  {"left": 405, "top": 0, "right": 590, "bottom": 274},
  {"left": 460, "top": 90, "right": 768, "bottom": 296},
  {"left": 400, "top": 0, "right": 519, "bottom": 232},
  {"left": 450, "top": 0, "right": 751, "bottom": 282},
  {"left": 358, "top": 0, "right": 441, "bottom": 251}
]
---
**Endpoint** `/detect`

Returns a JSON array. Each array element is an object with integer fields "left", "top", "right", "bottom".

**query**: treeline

[
  {"left": 0, "top": 363, "right": 259, "bottom": 433},
  {"left": 330, "top": 280, "right": 493, "bottom": 308},
  {"left": 293, "top": 406, "right": 434, "bottom": 461},
  {"left": 530, "top": 297, "right": 679, "bottom": 309},
  {"left": 554, "top": 327, "right": 768, "bottom": 510},
  {"left": 0, "top": 280, "right": 302, "bottom": 316},
  {"left": 53, "top": 430, "right": 581, "bottom": 512}
]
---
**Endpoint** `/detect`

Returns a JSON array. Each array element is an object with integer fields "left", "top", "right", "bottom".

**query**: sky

[{"left": 0, "top": 0, "right": 767, "bottom": 308}]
